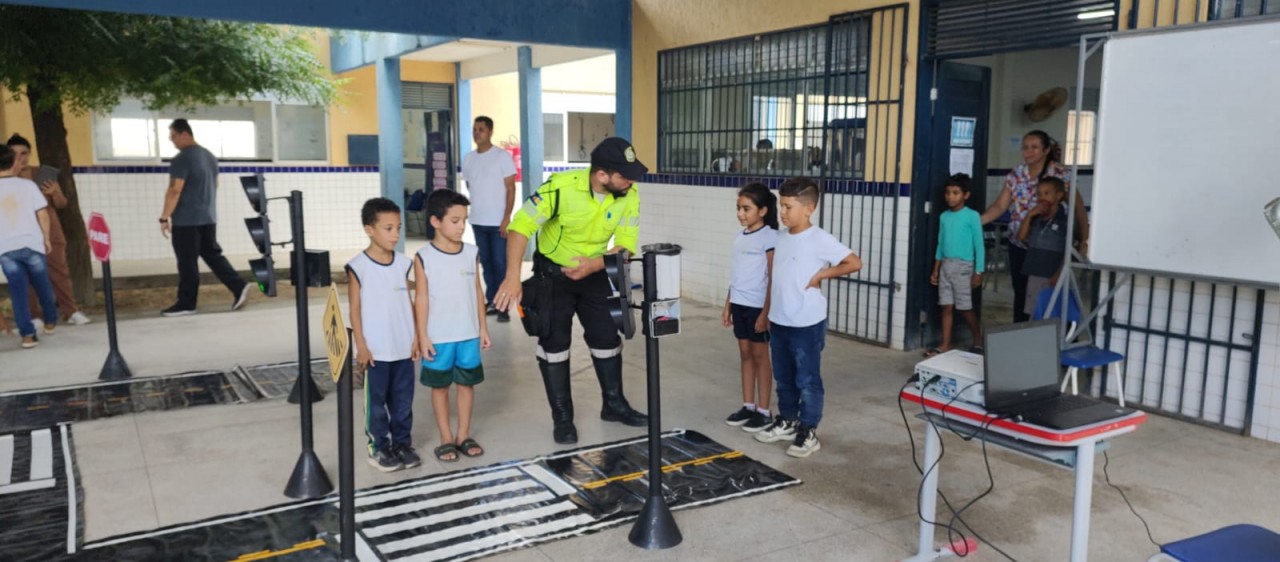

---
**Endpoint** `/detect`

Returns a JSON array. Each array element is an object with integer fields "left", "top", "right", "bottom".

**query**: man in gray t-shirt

[{"left": 158, "top": 119, "right": 249, "bottom": 316}]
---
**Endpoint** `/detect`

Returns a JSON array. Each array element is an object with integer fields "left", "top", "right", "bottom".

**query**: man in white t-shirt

[
  {"left": 460, "top": 116, "right": 517, "bottom": 323},
  {"left": 0, "top": 144, "right": 59, "bottom": 349}
]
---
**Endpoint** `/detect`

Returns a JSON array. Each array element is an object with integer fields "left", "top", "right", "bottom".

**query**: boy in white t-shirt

[
  {"left": 347, "top": 198, "right": 421, "bottom": 473},
  {"left": 0, "top": 144, "right": 59, "bottom": 349},
  {"left": 754, "top": 177, "right": 861, "bottom": 458},
  {"left": 414, "top": 189, "right": 491, "bottom": 463}
]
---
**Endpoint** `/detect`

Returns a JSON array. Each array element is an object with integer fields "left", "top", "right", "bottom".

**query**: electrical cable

[
  {"left": 900, "top": 377, "right": 1019, "bottom": 561},
  {"left": 1102, "top": 450, "right": 1161, "bottom": 548}
]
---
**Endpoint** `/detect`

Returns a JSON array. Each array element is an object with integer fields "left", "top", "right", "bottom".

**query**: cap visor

[{"left": 619, "top": 161, "right": 649, "bottom": 182}]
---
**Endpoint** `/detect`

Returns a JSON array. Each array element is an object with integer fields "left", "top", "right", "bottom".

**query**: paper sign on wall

[
  {"left": 949, "top": 148, "right": 974, "bottom": 176},
  {"left": 950, "top": 117, "right": 976, "bottom": 147}
]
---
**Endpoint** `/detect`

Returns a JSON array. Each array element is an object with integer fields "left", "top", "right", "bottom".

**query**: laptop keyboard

[{"left": 1011, "top": 394, "right": 1098, "bottom": 417}]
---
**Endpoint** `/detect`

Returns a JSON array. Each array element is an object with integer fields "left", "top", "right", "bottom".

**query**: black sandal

[
  {"left": 457, "top": 438, "right": 485, "bottom": 458},
  {"left": 434, "top": 443, "right": 460, "bottom": 462}
]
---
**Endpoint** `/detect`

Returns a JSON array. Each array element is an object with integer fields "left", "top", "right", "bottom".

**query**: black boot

[
  {"left": 593, "top": 355, "right": 648, "bottom": 427},
  {"left": 539, "top": 359, "right": 577, "bottom": 444}
]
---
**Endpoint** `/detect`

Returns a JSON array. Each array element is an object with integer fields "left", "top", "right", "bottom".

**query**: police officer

[{"left": 494, "top": 138, "right": 647, "bottom": 444}]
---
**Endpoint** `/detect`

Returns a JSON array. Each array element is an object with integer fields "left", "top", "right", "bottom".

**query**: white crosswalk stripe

[
  {"left": 0, "top": 429, "right": 57, "bottom": 495},
  {"left": 346, "top": 464, "right": 585, "bottom": 562}
]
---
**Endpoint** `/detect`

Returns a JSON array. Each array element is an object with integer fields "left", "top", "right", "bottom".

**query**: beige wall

[
  {"left": 467, "top": 73, "right": 521, "bottom": 152},
  {"left": 631, "top": 0, "right": 921, "bottom": 182},
  {"left": 328, "top": 60, "right": 456, "bottom": 166}
]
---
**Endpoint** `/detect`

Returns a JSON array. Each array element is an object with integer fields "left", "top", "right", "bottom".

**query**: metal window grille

[
  {"left": 927, "top": 0, "right": 1118, "bottom": 59},
  {"left": 1211, "top": 0, "right": 1280, "bottom": 19}
]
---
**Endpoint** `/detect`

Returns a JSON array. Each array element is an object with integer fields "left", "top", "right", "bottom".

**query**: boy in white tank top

[
  {"left": 414, "top": 189, "right": 491, "bottom": 462},
  {"left": 347, "top": 198, "right": 421, "bottom": 473}
]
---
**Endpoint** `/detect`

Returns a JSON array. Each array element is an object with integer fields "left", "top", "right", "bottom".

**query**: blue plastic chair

[
  {"left": 1033, "top": 287, "right": 1128, "bottom": 407},
  {"left": 405, "top": 189, "right": 426, "bottom": 235},
  {"left": 1149, "top": 524, "right": 1280, "bottom": 562}
]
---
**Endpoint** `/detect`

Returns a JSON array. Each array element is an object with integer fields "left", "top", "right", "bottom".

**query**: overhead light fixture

[
  {"left": 1265, "top": 197, "right": 1280, "bottom": 240},
  {"left": 1078, "top": 9, "right": 1116, "bottom": 20}
]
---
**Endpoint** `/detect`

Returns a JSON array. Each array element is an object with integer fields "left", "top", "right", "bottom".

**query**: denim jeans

[
  {"left": 0, "top": 248, "right": 58, "bottom": 337},
  {"left": 472, "top": 225, "right": 507, "bottom": 305},
  {"left": 770, "top": 320, "right": 827, "bottom": 428}
]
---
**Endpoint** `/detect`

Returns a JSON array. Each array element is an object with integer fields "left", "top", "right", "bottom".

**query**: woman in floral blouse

[{"left": 981, "top": 130, "right": 1089, "bottom": 322}]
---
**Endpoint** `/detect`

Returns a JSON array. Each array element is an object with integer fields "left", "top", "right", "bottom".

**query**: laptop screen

[{"left": 984, "top": 320, "right": 1062, "bottom": 411}]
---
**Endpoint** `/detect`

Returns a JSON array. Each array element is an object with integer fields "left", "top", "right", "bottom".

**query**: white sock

[
  {"left": 743, "top": 402, "right": 755, "bottom": 410},
  {"left": 756, "top": 406, "right": 771, "bottom": 416}
]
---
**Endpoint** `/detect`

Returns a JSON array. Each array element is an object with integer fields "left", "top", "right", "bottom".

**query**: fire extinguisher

[{"left": 499, "top": 136, "right": 521, "bottom": 181}]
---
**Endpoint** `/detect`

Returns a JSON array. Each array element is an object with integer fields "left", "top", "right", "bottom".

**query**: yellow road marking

[
  {"left": 580, "top": 451, "right": 744, "bottom": 490},
  {"left": 231, "top": 539, "right": 326, "bottom": 561}
]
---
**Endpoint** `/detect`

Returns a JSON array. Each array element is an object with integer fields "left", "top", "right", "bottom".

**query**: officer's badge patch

[
  {"left": 530, "top": 193, "right": 543, "bottom": 205},
  {"left": 624, "top": 147, "right": 636, "bottom": 162}
]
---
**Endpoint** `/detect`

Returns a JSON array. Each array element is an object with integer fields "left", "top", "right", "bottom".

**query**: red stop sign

[{"left": 88, "top": 212, "right": 111, "bottom": 262}]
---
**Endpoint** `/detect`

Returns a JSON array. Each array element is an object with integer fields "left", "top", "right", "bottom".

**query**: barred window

[
  {"left": 658, "top": 19, "right": 873, "bottom": 178},
  {"left": 1212, "top": 0, "right": 1280, "bottom": 19}
]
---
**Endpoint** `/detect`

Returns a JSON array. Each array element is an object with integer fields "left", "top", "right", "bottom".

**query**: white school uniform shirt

[
  {"left": 345, "top": 251, "right": 415, "bottom": 362},
  {"left": 416, "top": 242, "right": 481, "bottom": 344},
  {"left": 0, "top": 177, "right": 48, "bottom": 256},
  {"left": 768, "top": 225, "right": 853, "bottom": 328},
  {"left": 461, "top": 147, "right": 518, "bottom": 227},
  {"left": 729, "top": 226, "right": 778, "bottom": 308}
]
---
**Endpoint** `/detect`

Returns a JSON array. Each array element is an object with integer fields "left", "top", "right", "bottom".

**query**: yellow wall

[
  {"left": 1118, "top": 0, "right": 1207, "bottom": 29},
  {"left": 467, "top": 73, "right": 522, "bottom": 152},
  {"left": 1, "top": 91, "right": 95, "bottom": 166},
  {"left": 326, "top": 60, "right": 456, "bottom": 165},
  {"left": 543, "top": 55, "right": 616, "bottom": 95},
  {"left": 631, "top": 0, "right": 921, "bottom": 183}
]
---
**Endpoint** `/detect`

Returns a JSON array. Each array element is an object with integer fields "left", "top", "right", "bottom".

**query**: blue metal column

[
  {"left": 517, "top": 46, "right": 543, "bottom": 198},
  {"left": 455, "top": 63, "right": 472, "bottom": 173},
  {"left": 614, "top": 48, "right": 632, "bottom": 142},
  {"left": 376, "top": 56, "right": 405, "bottom": 248}
]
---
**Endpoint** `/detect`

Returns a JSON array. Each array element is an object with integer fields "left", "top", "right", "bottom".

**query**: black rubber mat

[
  {"left": 0, "top": 371, "right": 252, "bottom": 434},
  {"left": 73, "top": 430, "right": 799, "bottom": 561},
  {"left": 238, "top": 360, "right": 336, "bottom": 400},
  {"left": 0, "top": 425, "right": 83, "bottom": 561}
]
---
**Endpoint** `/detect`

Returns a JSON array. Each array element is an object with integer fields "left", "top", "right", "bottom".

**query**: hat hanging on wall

[{"left": 1024, "top": 87, "right": 1069, "bottom": 122}]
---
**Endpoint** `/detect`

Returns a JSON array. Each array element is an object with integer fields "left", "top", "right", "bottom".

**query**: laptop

[{"left": 983, "top": 320, "right": 1134, "bottom": 430}]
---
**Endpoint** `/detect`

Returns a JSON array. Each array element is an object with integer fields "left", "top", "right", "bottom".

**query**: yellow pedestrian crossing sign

[{"left": 322, "top": 284, "right": 349, "bottom": 383}]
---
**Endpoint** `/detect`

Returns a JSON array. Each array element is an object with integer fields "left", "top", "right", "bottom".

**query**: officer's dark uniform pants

[{"left": 533, "top": 256, "right": 643, "bottom": 436}]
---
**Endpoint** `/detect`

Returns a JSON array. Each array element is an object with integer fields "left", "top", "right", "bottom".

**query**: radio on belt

[{"left": 914, "top": 350, "right": 985, "bottom": 406}]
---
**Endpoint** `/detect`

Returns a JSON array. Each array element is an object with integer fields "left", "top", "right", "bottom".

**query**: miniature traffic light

[{"left": 241, "top": 173, "right": 277, "bottom": 297}]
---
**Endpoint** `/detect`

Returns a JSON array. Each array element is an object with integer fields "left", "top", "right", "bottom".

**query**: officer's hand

[
  {"left": 494, "top": 276, "right": 523, "bottom": 313},
  {"left": 560, "top": 256, "right": 601, "bottom": 281}
]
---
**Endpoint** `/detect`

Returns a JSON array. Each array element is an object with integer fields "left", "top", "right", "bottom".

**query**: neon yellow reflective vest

[{"left": 506, "top": 169, "right": 640, "bottom": 267}]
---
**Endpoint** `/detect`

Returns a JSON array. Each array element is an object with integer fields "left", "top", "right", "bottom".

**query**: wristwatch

[{"left": 159, "top": 218, "right": 169, "bottom": 223}]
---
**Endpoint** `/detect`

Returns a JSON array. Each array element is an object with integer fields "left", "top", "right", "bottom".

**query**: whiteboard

[{"left": 1091, "top": 18, "right": 1280, "bottom": 286}]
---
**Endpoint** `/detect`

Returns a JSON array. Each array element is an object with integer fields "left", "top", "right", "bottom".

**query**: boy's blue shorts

[{"left": 420, "top": 338, "right": 484, "bottom": 388}]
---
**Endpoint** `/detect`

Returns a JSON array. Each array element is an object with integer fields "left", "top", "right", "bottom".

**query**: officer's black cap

[{"left": 590, "top": 137, "right": 648, "bottom": 182}]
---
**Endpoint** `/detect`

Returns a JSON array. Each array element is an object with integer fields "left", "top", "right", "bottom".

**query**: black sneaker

[
  {"left": 367, "top": 447, "right": 403, "bottom": 472},
  {"left": 395, "top": 444, "right": 422, "bottom": 469},
  {"left": 485, "top": 303, "right": 500, "bottom": 316},
  {"left": 787, "top": 426, "right": 821, "bottom": 458},
  {"left": 742, "top": 412, "right": 772, "bottom": 433},
  {"left": 497, "top": 309, "right": 511, "bottom": 323},
  {"left": 161, "top": 305, "right": 197, "bottom": 317},
  {"left": 725, "top": 407, "right": 755, "bottom": 427}
]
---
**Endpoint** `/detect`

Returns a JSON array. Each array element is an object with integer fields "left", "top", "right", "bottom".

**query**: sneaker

[
  {"left": 395, "top": 444, "right": 422, "bottom": 469},
  {"left": 161, "top": 305, "right": 197, "bottom": 317},
  {"left": 21, "top": 336, "right": 38, "bottom": 349},
  {"left": 67, "top": 311, "right": 91, "bottom": 326},
  {"left": 367, "top": 448, "right": 403, "bottom": 472},
  {"left": 742, "top": 412, "right": 772, "bottom": 433},
  {"left": 754, "top": 418, "right": 798, "bottom": 443},
  {"left": 725, "top": 407, "right": 755, "bottom": 427},
  {"left": 42, "top": 323, "right": 56, "bottom": 335},
  {"left": 485, "top": 303, "right": 499, "bottom": 316},
  {"left": 232, "top": 284, "right": 251, "bottom": 311},
  {"left": 787, "top": 426, "right": 821, "bottom": 458},
  {"left": 497, "top": 309, "right": 511, "bottom": 323}
]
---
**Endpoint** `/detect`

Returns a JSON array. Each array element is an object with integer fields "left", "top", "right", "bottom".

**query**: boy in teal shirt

[{"left": 927, "top": 174, "right": 984, "bottom": 356}]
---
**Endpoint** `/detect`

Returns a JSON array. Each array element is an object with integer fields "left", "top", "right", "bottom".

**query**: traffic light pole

[{"left": 284, "top": 190, "right": 333, "bottom": 499}]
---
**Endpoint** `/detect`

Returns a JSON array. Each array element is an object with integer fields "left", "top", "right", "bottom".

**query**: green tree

[{"left": 0, "top": 7, "right": 339, "bottom": 305}]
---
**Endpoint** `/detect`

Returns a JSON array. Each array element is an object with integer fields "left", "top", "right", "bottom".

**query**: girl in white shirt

[{"left": 721, "top": 183, "right": 779, "bottom": 433}]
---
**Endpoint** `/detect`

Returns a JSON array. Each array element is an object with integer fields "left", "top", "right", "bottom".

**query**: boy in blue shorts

[
  {"left": 347, "top": 198, "right": 421, "bottom": 472},
  {"left": 754, "top": 177, "right": 861, "bottom": 458},
  {"left": 414, "top": 189, "right": 492, "bottom": 462}
]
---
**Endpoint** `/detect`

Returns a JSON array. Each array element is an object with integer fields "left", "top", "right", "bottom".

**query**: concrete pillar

[
  {"left": 614, "top": 47, "right": 632, "bottom": 142},
  {"left": 455, "top": 63, "right": 471, "bottom": 176},
  {"left": 376, "top": 56, "right": 405, "bottom": 249},
  {"left": 517, "top": 46, "right": 543, "bottom": 198}
]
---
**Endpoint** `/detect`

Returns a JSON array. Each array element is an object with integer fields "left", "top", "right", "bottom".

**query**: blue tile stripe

[{"left": 71, "top": 165, "right": 380, "bottom": 174}]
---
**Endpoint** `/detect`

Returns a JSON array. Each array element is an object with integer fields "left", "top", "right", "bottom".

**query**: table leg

[
  {"left": 1070, "top": 440, "right": 1097, "bottom": 562},
  {"left": 904, "top": 422, "right": 955, "bottom": 562}
]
